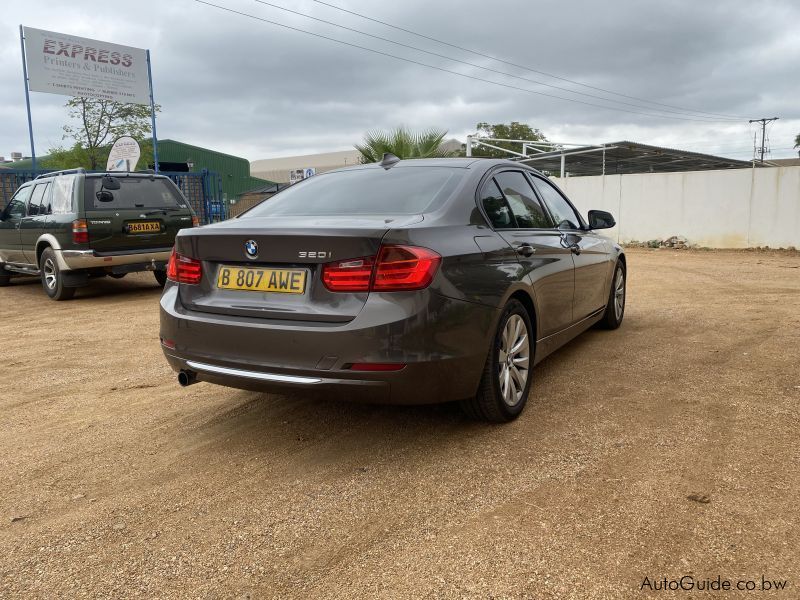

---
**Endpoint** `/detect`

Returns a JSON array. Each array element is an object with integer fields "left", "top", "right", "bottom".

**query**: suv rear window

[
  {"left": 85, "top": 177, "right": 187, "bottom": 210},
  {"left": 245, "top": 167, "right": 463, "bottom": 217}
]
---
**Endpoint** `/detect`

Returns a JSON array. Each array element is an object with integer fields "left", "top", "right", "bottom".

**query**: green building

[
  {"left": 9, "top": 139, "right": 271, "bottom": 201},
  {"left": 155, "top": 139, "right": 270, "bottom": 200}
]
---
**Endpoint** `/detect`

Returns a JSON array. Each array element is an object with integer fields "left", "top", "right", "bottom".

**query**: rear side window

[
  {"left": 494, "top": 172, "right": 551, "bottom": 229},
  {"left": 530, "top": 177, "right": 581, "bottom": 230},
  {"left": 51, "top": 175, "right": 75, "bottom": 214},
  {"left": 245, "top": 167, "right": 463, "bottom": 217},
  {"left": 480, "top": 179, "right": 515, "bottom": 229},
  {"left": 85, "top": 177, "right": 187, "bottom": 210}
]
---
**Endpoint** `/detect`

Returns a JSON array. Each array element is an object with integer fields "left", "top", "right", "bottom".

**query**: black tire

[
  {"left": 108, "top": 273, "right": 127, "bottom": 279},
  {"left": 598, "top": 260, "right": 626, "bottom": 330},
  {"left": 39, "top": 247, "right": 76, "bottom": 301},
  {"left": 154, "top": 270, "right": 168, "bottom": 287},
  {"left": 0, "top": 266, "right": 10, "bottom": 287},
  {"left": 460, "top": 299, "right": 534, "bottom": 423}
]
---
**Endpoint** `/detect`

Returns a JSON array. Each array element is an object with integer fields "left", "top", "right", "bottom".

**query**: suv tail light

[
  {"left": 191, "top": 216, "right": 200, "bottom": 227},
  {"left": 321, "top": 245, "right": 440, "bottom": 292},
  {"left": 72, "top": 219, "right": 89, "bottom": 244},
  {"left": 166, "top": 248, "right": 202, "bottom": 284}
]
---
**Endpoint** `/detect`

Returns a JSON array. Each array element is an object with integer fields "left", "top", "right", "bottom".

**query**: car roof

[{"left": 326, "top": 157, "right": 544, "bottom": 175}]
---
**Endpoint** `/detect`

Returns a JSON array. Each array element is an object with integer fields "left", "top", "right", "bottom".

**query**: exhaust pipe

[{"left": 178, "top": 370, "right": 197, "bottom": 387}]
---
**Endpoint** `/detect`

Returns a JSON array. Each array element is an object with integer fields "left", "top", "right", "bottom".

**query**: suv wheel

[
  {"left": 460, "top": 299, "right": 533, "bottom": 423},
  {"left": 40, "top": 248, "right": 76, "bottom": 301},
  {"left": 0, "top": 265, "right": 10, "bottom": 287}
]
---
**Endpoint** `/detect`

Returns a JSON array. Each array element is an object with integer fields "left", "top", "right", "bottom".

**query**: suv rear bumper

[{"left": 58, "top": 248, "right": 172, "bottom": 271}]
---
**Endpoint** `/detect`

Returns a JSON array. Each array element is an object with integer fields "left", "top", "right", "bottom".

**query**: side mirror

[
  {"left": 96, "top": 190, "right": 115, "bottom": 202},
  {"left": 101, "top": 175, "right": 121, "bottom": 190},
  {"left": 588, "top": 209, "right": 616, "bottom": 230}
]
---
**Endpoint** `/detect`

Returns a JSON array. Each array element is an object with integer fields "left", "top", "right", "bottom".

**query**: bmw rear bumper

[{"left": 159, "top": 284, "right": 498, "bottom": 405}]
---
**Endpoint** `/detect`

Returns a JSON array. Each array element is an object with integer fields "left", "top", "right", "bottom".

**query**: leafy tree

[
  {"left": 48, "top": 97, "right": 159, "bottom": 170},
  {"left": 464, "top": 121, "right": 554, "bottom": 158},
  {"left": 355, "top": 127, "right": 456, "bottom": 163},
  {"left": 41, "top": 141, "right": 155, "bottom": 171},
  {"left": 795, "top": 132, "right": 800, "bottom": 148}
]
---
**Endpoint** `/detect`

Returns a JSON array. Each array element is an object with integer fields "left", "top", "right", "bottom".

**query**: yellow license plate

[
  {"left": 127, "top": 221, "right": 161, "bottom": 233},
  {"left": 217, "top": 266, "right": 307, "bottom": 294}
]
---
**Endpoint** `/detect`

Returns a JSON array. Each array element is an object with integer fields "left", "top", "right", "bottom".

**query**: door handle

[{"left": 515, "top": 243, "right": 536, "bottom": 257}]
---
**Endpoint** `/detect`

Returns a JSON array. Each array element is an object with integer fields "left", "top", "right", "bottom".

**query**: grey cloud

[{"left": 1, "top": 0, "right": 798, "bottom": 162}]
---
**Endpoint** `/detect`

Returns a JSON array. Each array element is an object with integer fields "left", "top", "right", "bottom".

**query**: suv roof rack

[{"left": 34, "top": 167, "right": 86, "bottom": 180}]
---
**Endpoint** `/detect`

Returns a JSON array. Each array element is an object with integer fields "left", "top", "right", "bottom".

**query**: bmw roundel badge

[{"left": 244, "top": 239, "right": 258, "bottom": 259}]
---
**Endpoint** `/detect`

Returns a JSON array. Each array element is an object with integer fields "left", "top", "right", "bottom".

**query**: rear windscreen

[
  {"left": 86, "top": 177, "right": 187, "bottom": 210},
  {"left": 244, "top": 167, "right": 464, "bottom": 217}
]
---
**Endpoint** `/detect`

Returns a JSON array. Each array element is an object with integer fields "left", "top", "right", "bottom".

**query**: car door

[
  {"left": 529, "top": 174, "right": 610, "bottom": 321},
  {"left": 0, "top": 186, "right": 32, "bottom": 264},
  {"left": 480, "top": 171, "right": 575, "bottom": 338},
  {"left": 20, "top": 181, "right": 51, "bottom": 264}
]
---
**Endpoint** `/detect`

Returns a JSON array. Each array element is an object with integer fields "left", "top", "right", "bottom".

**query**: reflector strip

[{"left": 186, "top": 360, "right": 322, "bottom": 384}]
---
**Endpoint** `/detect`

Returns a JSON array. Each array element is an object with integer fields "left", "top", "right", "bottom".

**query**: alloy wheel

[
  {"left": 43, "top": 258, "right": 57, "bottom": 290},
  {"left": 614, "top": 267, "right": 625, "bottom": 321},
  {"left": 498, "top": 314, "right": 530, "bottom": 406}
]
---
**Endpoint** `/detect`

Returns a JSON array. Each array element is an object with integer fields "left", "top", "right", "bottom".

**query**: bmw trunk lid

[{"left": 173, "top": 215, "right": 422, "bottom": 322}]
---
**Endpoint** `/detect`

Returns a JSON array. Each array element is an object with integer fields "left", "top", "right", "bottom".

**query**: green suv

[{"left": 0, "top": 169, "right": 198, "bottom": 300}]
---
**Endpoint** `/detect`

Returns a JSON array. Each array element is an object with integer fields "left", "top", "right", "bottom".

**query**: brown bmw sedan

[{"left": 160, "top": 156, "right": 625, "bottom": 422}]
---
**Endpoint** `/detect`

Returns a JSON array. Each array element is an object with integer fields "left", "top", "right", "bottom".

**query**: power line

[
  {"left": 251, "top": 0, "right": 740, "bottom": 122},
  {"left": 194, "top": 0, "right": 744, "bottom": 123},
  {"left": 309, "top": 0, "right": 749, "bottom": 121}
]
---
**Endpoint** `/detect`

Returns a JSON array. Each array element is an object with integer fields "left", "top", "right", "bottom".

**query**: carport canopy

[{"left": 520, "top": 141, "right": 754, "bottom": 176}]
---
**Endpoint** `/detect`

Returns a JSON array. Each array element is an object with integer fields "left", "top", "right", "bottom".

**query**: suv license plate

[
  {"left": 217, "top": 266, "right": 307, "bottom": 294},
  {"left": 127, "top": 221, "right": 161, "bottom": 233}
]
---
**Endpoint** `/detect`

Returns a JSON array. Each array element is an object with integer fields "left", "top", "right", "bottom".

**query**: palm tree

[{"left": 355, "top": 127, "right": 456, "bottom": 163}]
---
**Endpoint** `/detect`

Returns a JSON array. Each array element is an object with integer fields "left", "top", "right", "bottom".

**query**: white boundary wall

[{"left": 553, "top": 166, "right": 800, "bottom": 248}]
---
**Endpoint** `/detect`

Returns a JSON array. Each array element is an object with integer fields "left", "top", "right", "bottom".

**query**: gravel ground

[{"left": 1, "top": 248, "right": 798, "bottom": 599}]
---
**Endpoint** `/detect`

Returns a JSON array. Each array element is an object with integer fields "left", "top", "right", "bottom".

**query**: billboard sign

[
  {"left": 23, "top": 27, "right": 150, "bottom": 105},
  {"left": 106, "top": 136, "right": 141, "bottom": 171}
]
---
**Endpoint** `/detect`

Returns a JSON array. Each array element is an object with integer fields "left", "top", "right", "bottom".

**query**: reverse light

[
  {"left": 166, "top": 248, "right": 202, "bottom": 284},
  {"left": 72, "top": 219, "right": 89, "bottom": 244},
  {"left": 321, "top": 245, "right": 441, "bottom": 293}
]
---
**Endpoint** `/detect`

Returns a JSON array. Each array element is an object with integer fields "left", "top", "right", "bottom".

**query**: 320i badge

[{"left": 160, "top": 156, "right": 626, "bottom": 422}]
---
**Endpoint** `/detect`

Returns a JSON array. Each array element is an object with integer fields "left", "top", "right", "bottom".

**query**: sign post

[
  {"left": 18, "top": 26, "right": 37, "bottom": 170},
  {"left": 146, "top": 49, "right": 159, "bottom": 173}
]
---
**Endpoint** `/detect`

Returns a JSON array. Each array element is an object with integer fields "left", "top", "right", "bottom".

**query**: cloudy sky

[{"left": 2, "top": 0, "right": 798, "bottom": 163}]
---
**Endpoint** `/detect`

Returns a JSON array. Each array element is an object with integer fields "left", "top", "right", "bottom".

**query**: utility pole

[{"left": 748, "top": 117, "right": 778, "bottom": 163}]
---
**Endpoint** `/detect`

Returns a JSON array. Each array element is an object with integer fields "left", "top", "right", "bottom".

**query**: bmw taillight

[
  {"left": 321, "top": 256, "right": 375, "bottom": 292},
  {"left": 373, "top": 245, "right": 441, "bottom": 291},
  {"left": 321, "top": 245, "right": 440, "bottom": 292},
  {"left": 72, "top": 219, "right": 89, "bottom": 244},
  {"left": 166, "top": 248, "right": 202, "bottom": 284}
]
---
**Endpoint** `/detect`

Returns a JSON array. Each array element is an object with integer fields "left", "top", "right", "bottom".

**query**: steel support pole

[
  {"left": 465, "top": 135, "right": 472, "bottom": 157},
  {"left": 146, "top": 49, "right": 159, "bottom": 173},
  {"left": 19, "top": 25, "right": 36, "bottom": 171},
  {"left": 560, "top": 153, "right": 565, "bottom": 178}
]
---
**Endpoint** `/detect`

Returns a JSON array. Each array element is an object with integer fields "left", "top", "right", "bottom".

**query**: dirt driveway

[{"left": 1, "top": 248, "right": 798, "bottom": 599}]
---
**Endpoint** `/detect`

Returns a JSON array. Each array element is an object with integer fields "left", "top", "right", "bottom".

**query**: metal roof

[{"left": 519, "top": 141, "right": 755, "bottom": 176}]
